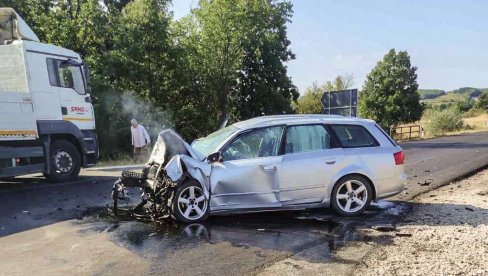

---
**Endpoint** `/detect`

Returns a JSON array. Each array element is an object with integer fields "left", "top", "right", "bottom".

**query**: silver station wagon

[{"left": 113, "top": 115, "right": 406, "bottom": 223}]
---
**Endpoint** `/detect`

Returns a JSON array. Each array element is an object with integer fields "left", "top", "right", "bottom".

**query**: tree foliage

[
  {"left": 424, "top": 107, "right": 463, "bottom": 135},
  {"left": 358, "top": 49, "right": 422, "bottom": 130},
  {"left": 476, "top": 91, "right": 488, "bottom": 111},
  {"left": 177, "top": 0, "right": 298, "bottom": 125},
  {"left": 293, "top": 74, "right": 354, "bottom": 114}
]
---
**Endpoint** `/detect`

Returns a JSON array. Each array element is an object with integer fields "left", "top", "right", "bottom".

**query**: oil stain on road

[{"left": 75, "top": 201, "right": 408, "bottom": 275}]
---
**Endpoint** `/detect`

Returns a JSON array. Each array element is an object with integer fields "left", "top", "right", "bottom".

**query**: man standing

[{"left": 130, "top": 119, "right": 151, "bottom": 163}]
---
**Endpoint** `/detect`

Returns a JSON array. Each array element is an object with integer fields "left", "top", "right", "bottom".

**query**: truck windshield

[{"left": 191, "top": 126, "right": 238, "bottom": 158}]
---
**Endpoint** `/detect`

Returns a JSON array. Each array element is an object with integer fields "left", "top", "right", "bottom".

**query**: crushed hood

[
  {"left": 0, "top": 8, "right": 40, "bottom": 43},
  {"left": 148, "top": 129, "right": 211, "bottom": 196},
  {"left": 148, "top": 129, "right": 203, "bottom": 165}
]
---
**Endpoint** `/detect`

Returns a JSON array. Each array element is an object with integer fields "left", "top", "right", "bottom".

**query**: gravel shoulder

[{"left": 354, "top": 169, "right": 488, "bottom": 276}]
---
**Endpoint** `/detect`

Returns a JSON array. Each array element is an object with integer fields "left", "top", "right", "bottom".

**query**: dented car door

[{"left": 209, "top": 126, "right": 284, "bottom": 211}]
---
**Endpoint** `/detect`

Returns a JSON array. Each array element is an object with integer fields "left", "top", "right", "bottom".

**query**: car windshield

[{"left": 191, "top": 125, "right": 238, "bottom": 158}]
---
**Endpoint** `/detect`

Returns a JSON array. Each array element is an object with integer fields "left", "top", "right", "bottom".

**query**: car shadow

[{"left": 70, "top": 199, "right": 488, "bottom": 268}]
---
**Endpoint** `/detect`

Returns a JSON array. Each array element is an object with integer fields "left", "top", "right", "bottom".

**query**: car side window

[
  {"left": 222, "top": 126, "right": 283, "bottom": 161},
  {"left": 285, "top": 125, "right": 332, "bottom": 154},
  {"left": 330, "top": 125, "right": 378, "bottom": 148}
]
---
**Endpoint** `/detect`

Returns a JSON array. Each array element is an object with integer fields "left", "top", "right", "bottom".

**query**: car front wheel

[
  {"left": 172, "top": 180, "right": 209, "bottom": 223},
  {"left": 331, "top": 175, "right": 372, "bottom": 216}
]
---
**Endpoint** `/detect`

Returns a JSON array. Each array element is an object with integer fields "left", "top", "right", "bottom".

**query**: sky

[{"left": 171, "top": 0, "right": 488, "bottom": 93}]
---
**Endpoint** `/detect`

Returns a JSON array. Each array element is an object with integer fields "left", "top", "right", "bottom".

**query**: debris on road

[
  {"left": 372, "top": 224, "right": 396, "bottom": 232},
  {"left": 418, "top": 179, "right": 433, "bottom": 186},
  {"left": 477, "top": 189, "right": 488, "bottom": 196},
  {"left": 395, "top": 232, "right": 412, "bottom": 237}
]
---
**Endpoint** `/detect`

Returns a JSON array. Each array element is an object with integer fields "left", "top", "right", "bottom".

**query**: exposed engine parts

[
  {"left": 111, "top": 129, "right": 210, "bottom": 222},
  {"left": 112, "top": 165, "right": 179, "bottom": 222}
]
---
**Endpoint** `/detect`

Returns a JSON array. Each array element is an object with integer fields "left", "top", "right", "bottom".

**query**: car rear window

[
  {"left": 330, "top": 125, "right": 379, "bottom": 148},
  {"left": 374, "top": 124, "right": 398, "bottom": 146}
]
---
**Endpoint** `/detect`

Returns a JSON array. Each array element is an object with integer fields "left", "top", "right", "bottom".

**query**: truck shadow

[{"left": 0, "top": 174, "right": 118, "bottom": 237}]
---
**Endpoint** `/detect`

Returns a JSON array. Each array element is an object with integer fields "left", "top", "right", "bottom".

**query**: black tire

[
  {"left": 331, "top": 175, "right": 373, "bottom": 216},
  {"left": 45, "top": 140, "right": 81, "bottom": 182},
  {"left": 172, "top": 180, "right": 210, "bottom": 223}
]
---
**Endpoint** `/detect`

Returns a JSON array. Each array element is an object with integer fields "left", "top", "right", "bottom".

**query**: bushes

[
  {"left": 424, "top": 107, "right": 463, "bottom": 135},
  {"left": 92, "top": 80, "right": 173, "bottom": 160}
]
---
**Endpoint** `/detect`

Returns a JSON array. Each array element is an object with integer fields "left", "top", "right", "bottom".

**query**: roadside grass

[
  {"left": 396, "top": 111, "right": 488, "bottom": 141},
  {"left": 95, "top": 153, "right": 137, "bottom": 167}
]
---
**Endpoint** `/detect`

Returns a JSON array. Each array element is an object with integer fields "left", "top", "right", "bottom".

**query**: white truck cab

[{"left": 0, "top": 8, "right": 98, "bottom": 181}]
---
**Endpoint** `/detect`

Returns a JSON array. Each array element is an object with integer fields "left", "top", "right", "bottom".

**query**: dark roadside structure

[{"left": 321, "top": 89, "right": 358, "bottom": 117}]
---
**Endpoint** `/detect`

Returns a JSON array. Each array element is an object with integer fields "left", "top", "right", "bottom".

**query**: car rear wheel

[
  {"left": 331, "top": 175, "right": 372, "bottom": 216},
  {"left": 172, "top": 180, "right": 209, "bottom": 223}
]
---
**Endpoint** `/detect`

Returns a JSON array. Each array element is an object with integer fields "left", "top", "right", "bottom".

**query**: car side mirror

[{"left": 207, "top": 152, "right": 222, "bottom": 163}]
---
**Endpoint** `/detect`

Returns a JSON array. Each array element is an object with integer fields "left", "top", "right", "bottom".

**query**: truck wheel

[
  {"left": 46, "top": 140, "right": 81, "bottom": 182},
  {"left": 172, "top": 180, "right": 209, "bottom": 223}
]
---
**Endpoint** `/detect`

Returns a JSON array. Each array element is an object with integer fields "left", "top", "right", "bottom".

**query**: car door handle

[
  {"left": 263, "top": 165, "right": 276, "bottom": 173},
  {"left": 325, "top": 159, "right": 336, "bottom": 165}
]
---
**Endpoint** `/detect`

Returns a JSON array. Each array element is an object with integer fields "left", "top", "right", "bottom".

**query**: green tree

[
  {"left": 358, "top": 49, "right": 422, "bottom": 130},
  {"left": 294, "top": 74, "right": 354, "bottom": 114},
  {"left": 106, "top": 0, "right": 173, "bottom": 102},
  {"left": 476, "top": 91, "right": 488, "bottom": 111},
  {"left": 292, "top": 82, "right": 323, "bottom": 114},
  {"left": 189, "top": 0, "right": 250, "bottom": 124},
  {"left": 175, "top": 0, "right": 298, "bottom": 136},
  {"left": 232, "top": 0, "right": 298, "bottom": 120},
  {"left": 324, "top": 73, "right": 354, "bottom": 92}
]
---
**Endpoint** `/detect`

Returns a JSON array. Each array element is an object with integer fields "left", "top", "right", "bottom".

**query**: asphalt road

[
  {"left": 0, "top": 131, "right": 487, "bottom": 275},
  {"left": 399, "top": 131, "right": 488, "bottom": 200}
]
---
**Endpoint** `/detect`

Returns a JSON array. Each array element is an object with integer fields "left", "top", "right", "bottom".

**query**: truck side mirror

[
  {"left": 82, "top": 64, "right": 91, "bottom": 85},
  {"left": 82, "top": 64, "right": 92, "bottom": 94},
  {"left": 207, "top": 152, "right": 222, "bottom": 163}
]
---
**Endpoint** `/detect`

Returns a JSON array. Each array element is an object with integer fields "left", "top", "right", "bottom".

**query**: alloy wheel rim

[
  {"left": 177, "top": 186, "right": 207, "bottom": 220},
  {"left": 336, "top": 180, "right": 368, "bottom": 213},
  {"left": 54, "top": 150, "right": 73, "bottom": 173}
]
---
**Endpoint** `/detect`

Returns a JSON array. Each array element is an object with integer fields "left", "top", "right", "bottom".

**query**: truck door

[
  {"left": 51, "top": 59, "right": 95, "bottom": 130},
  {"left": 27, "top": 52, "right": 62, "bottom": 120}
]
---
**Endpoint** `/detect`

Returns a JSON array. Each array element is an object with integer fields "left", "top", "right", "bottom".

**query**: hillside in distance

[{"left": 419, "top": 87, "right": 488, "bottom": 105}]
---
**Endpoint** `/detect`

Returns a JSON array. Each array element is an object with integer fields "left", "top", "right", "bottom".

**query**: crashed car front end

[{"left": 112, "top": 129, "right": 211, "bottom": 222}]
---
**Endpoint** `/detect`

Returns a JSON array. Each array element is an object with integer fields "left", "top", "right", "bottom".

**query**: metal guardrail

[{"left": 390, "top": 124, "right": 423, "bottom": 141}]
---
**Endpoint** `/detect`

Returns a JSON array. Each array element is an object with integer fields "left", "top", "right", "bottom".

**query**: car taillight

[{"left": 393, "top": 151, "right": 405, "bottom": 165}]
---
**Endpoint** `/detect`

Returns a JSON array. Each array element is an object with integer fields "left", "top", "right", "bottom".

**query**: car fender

[
  {"left": 165, "top": 154, "right": 211, "bottom": 199},
  {"left": 321, "top": 164, "right": 376, "bottom": 206}
]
